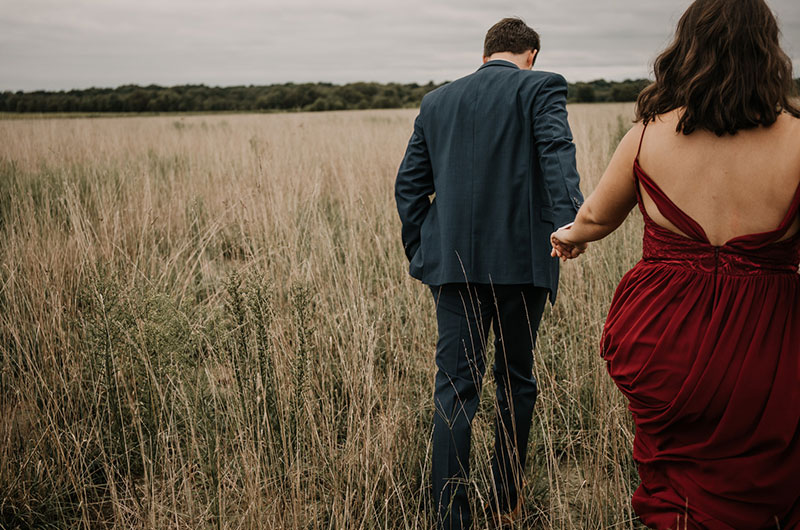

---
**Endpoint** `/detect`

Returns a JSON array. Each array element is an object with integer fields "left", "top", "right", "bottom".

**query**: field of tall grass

[{"left": 0, "top": 104, "right": 646, "bottom": 529}]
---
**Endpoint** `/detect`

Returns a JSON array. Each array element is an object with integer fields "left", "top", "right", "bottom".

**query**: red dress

[{"left": 602, "top": 128, "right": 800, "bottom": 530}]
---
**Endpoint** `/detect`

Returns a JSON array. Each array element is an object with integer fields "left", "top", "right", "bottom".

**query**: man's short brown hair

[{"left": 483, "top": 17, "right": 540, "bottom": 58}]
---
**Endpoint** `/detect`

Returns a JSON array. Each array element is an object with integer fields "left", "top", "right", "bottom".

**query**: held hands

[{"left": 550, "top": 222, "right": 588, "bottom": 261}]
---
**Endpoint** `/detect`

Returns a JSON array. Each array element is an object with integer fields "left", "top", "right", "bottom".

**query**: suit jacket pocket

[{"left": 539, "top": 207, "right": 554, "bottom": 223}]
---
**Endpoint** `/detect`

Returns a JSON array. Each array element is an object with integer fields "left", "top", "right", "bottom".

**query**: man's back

[{"left": 396, "top": 59, "right": 583, "bottom": 300}]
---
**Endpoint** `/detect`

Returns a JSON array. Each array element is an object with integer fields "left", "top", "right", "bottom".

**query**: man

[{"left": 394, "top": 17, "right": 583, "bottom": 530}]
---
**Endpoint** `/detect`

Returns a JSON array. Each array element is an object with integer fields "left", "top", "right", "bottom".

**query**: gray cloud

[{"left": 0, "top": 0, "right": 797, "bottom": 90}]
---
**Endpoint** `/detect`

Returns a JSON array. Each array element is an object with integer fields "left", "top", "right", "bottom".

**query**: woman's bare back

[{"left": 637, "top": 110, "right": 800, "bottom": 246}]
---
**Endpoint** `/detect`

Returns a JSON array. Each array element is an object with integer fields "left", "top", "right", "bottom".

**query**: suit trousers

[{"left": 428, "top": 283, "right": 548, "bottom": 530}]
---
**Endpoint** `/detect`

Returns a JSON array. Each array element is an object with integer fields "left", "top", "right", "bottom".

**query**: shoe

[{"left": 486, "top": 497, "right": 522, "bottom": 528}]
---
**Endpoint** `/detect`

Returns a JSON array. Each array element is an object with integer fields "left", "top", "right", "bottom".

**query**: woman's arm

[{"left": 550, "top": 122, "right": 643, "bottom": 260}]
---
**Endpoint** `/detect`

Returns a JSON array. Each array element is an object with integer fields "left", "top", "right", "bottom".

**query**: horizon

[
  {"left": 3, "top": 76, "right": 659, "bottom": 95},
  {"left": 1, "top": 0, "right": 797, "bottom": 93}
]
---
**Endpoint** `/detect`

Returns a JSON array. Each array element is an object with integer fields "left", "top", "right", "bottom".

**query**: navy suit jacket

[{"left": 395, "top": 60, "right": 583, "bottom": 302}]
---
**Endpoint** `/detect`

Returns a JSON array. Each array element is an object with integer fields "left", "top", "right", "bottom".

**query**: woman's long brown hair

[{"left": 636, "top": 0, "right": 800, "bottom": 136}]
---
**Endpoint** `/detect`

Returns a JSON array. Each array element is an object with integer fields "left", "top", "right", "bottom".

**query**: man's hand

[{"left": 550, "top": 223, "right": 588, "bottom": 261}]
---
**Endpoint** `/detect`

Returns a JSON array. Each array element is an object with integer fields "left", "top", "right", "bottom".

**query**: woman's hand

[{"left": 550, "top": 223, "right": 588, "bottom": 261}]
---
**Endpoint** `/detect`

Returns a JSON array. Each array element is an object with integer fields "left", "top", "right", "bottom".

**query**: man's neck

[
  {"left": 490, "top": 58, "right": 519, "bottom": 67},
  {"left": 484, "top": 51, "right": 534, "bottom": 70}
]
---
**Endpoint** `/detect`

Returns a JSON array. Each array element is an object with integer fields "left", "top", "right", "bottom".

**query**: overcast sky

[{"left": 1, "top": 0, "right": 798, "bottom": 91}]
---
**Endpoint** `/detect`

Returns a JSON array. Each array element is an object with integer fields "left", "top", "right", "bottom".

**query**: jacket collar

[{"left": 478, "top": 59, "right": 520, "bottom": 71}]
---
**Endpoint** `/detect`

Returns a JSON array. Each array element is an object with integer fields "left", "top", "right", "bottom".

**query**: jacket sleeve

[
  {"left": 532, "top": 74, "right": 584, "bottom": 229},
  {"left": 395, "top": 112, "right": 435, "bottom": 262}
]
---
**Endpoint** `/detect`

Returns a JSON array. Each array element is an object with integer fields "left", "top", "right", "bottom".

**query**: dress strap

[{"left": 636, "top": 121, "right": 648, "bottom": 159}]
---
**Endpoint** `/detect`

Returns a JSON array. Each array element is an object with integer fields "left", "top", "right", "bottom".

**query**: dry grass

[{"left": 0, "top": 104, "right": 646, "bottom": 529}]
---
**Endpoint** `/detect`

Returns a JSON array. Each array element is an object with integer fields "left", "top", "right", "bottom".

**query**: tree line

[{"left": 1, "top": 79, "right": 798, "bottom": 113}]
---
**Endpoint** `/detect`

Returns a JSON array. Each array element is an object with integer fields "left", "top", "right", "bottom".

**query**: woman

[{"left": 550, "top": 0, "right": 800, "bottom": 528}]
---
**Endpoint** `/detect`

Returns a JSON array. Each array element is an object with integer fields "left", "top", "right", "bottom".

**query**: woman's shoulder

[
  {"left": 632, "top": 111, "right": 683, "bottom": 156},
  {"left": 637, "top": 110, "right": 684, "bottom": 141},
  {"left": 759, "top": 112, "right": 800, "bottom": 161},
  {"left": 774, "top": 112, "right": 800, "bottom": 169},
  {"left": 773, "top": 110, "right": 800, "bottom": 133},
  {"left": 645, "top": 108, "right": 800, "bottom": 142},
  {"left": 612, "top": 120, "right": 647, "bottom": 163}
]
